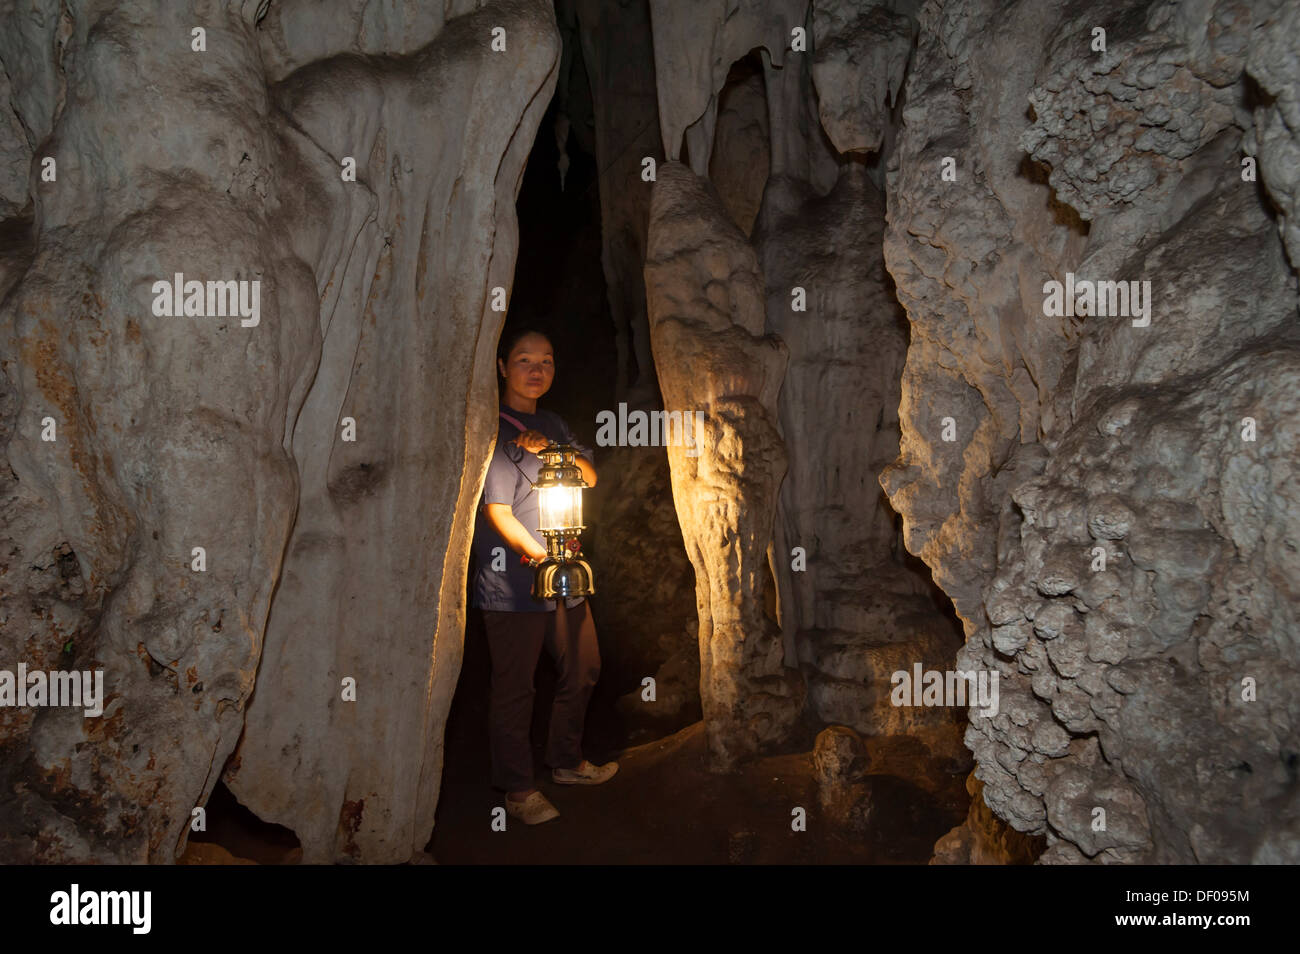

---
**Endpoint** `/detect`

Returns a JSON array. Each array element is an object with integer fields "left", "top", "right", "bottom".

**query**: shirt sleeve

[{"left": 482, "top": 429, "right": 524, "bottom": 507}]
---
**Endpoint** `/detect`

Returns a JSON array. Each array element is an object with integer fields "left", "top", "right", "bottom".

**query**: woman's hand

[
  {"left": 482, "top": 503, "right": 549, "bottom": 563},
  {"left": 512, "top": 429, "right": 552, "bottom": 454}
]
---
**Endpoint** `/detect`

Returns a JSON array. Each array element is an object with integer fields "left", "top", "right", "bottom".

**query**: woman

[{"left": 469, "top": 327, "right": 618, "bottom": 825}]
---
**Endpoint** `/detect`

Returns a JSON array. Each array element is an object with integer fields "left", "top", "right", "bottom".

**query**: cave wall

[
  {"left": 562, "top": 0, "right": 661, "bottom": 405},
  {"left": 641, "top": 0, "right": 1298, "bottom": 862},
  {"left": 0, "top": 0, "right": 559, "bottom": 863},
  {"left": 642, "top": 0, "right": 968, "bottom": 779},
  {"left": 643, "top": 160, "right": 805, "bottom": 770},
  {"left": 881, "top": 0, "right": 1300, "bottom": 862},
  {"left": 3, "top": 0, "right": 1295, "bottom": 867}
]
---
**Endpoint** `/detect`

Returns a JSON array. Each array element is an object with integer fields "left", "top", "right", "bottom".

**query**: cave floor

[
  {"left": 428, "top": 604, "right": 969, "bottom": 864},
  {"left": 183, "top": 607, "right": 969, "bottom": 865},
  {"left": 429, "top": 718, "right": 968, "bottom": 864}
]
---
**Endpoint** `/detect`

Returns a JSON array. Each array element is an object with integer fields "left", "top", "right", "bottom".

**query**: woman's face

[{"left": 499, "top": 334, "right": 554, "bottom": 401}]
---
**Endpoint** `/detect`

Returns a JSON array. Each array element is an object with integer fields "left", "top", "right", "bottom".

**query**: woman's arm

[
  {"left": 574, "top": 455, "right": 596, "bottom": 488},
  {"left": 482, "top": 503, "right": 548, "bottom": 562}
]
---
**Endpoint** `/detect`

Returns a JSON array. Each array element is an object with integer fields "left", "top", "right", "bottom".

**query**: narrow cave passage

[
  {"left": 427, "top": 1, "right": 993, "bottom": 865},
  {"left": 8, "top": 0, "right": 1291, "bottom": 879}
]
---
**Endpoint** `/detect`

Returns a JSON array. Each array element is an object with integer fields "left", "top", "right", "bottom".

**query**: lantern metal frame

[{"left": 527, "top": 441, "right": 595, "bottom": 601}]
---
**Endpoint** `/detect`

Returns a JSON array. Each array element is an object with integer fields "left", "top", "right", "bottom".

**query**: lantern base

[{"left": 532, "top": 556, "right": 595, "bottom": 601}]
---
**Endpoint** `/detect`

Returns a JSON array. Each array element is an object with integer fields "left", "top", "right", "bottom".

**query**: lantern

[{"left": 527, "top": 442, "right": 595, "bottom": 601}]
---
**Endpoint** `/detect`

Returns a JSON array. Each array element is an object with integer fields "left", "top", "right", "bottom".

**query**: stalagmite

[
  {"left": 643, "top": 161, "right": 804, "bottom": 770},
  {"left": 2, "top": 0, "right": 1296, "bottom": 868}
]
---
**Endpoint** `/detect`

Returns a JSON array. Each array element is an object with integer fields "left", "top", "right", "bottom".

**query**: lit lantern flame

[
  {"left": 538, "top": 483, "right": 583, "bottom": 532},
  {"left": 529, "top": 442, "right": 595, "bottom": 600}
]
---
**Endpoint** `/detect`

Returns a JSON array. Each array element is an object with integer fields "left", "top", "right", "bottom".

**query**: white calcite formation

[
  {"left": 4, "top": 0, "right": 1296, "bottom": 867},
  {"left": 0, "top": 0, "right": 559, "bottom": 863},
  {"left": 643, "top": 160, "right": 805, "bottom": 770},
  {"left": 881, "top": 0, "right": 1300, "bottom": 862},
  {"left": 810, "top": 0, "right": 915, "bottom": 156},
  {"left": 755, "top": 157, "right": 966, "bottom": 769},
  {"left": 649, "top": 0, "right": 810, "bottom": 179},
  {"left": 644, "top": 0, "right": 966, "bottom": 790},
  {"left": 642, "top": 0, "right": 1298, "bottom": 862}
]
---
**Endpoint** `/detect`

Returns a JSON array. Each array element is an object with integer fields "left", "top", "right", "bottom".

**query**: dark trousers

[{"left": 482, "top": 598, "right": 601, "bottom": 792}]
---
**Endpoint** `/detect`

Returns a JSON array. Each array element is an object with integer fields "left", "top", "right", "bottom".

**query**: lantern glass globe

[{"left": 538, "top": 484, "right": 582, "bottom": 531}]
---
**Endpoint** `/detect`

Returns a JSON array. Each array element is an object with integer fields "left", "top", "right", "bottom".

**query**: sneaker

[
  {"left": 552, "top": 759, "right": 619, "bottom": 785},
  {"left": 504, "top": 791, "right": 560, "bottom": 825}
]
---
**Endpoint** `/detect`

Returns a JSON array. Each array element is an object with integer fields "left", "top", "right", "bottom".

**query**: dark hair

[{"left": 497, "top": 327, "right": 553, "bottom": 388}]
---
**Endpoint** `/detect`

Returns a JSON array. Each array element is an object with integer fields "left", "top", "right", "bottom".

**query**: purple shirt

[{"left": 471, "top": 407, "right": 595, "bottom": 612}]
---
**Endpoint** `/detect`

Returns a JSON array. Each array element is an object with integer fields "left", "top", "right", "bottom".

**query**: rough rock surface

[
  {"left": 882, "top": 0, "right": 1300, "bottom": 863},
  {"left": 813, "top": 724, "right": 871, "bottom": 829},
  {"left": 931, "top": 773, "right": 1043, "bottom": 864},
  {"left": 648, "top": 0, "right": 809, "bottom": 178},
  {"left": 796, "top": 565, "right": 968, "bottom": 770},
  {"left": 614, "top": 621, "right": 703, "bottom": 738},
  {"left": 810, "top": 0, "right": 916, "bottom": 156},
  {"left": 645, "top": 0, "right": 970, "bottom": 794},
  {"left": 643, "top": 160, "right": 804, "bottom": 770},
  {"left": 756, "top": 164, "right": 919, "bottom": 655},
  {"left": 756, "top": 159, "right": 967, "bottom": 767},
  {"left": 588, "top": 443, "right": 697, "bottom": 703},
  {"left": 0, "top": 0, "right": 559, "bottom": 863}
]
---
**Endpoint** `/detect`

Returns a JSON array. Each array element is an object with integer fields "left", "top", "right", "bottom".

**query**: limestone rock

[
  {"left": 710, "top": 64, "right": 770, "bottom": 237},
  {"left": 588, "top": 444, "right": 697, "bottom": 690},
  {"left": 644, "top": 160, "right": 804, "bottom": 771},
  {"left": 931, "top": 773, "right": 1043, "bottom": 864},
  {"left": 615, "top": 628, "right": 703, "bottom": 730},
  {"left": 0, "top": 0, "right": 560, "bottom": 863},
  {"left": 648, "top": 0, "right": 809, "bottom": 177},
  {"left": 813, "top": 724, "right": 872, "bottom": 829},
  {"left": 811, "top": 0, "right": 916, "bottom": 155},
  {"left": 882, "top": 0, "right": 1300, "bottom": 863},
  {"left": 756, "top": 162, "right": 923, "bottom": 656}
]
